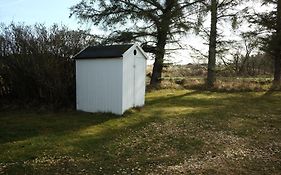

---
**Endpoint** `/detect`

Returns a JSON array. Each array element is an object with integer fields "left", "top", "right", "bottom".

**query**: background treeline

[
  {"left": 165, "top": 53, "right": 274, "bottom": 78},
  {"left": 0, "top": 23, "right": 95, "bottom": 109},
  {"left": 223, "top": 53, "right": 274, "bottom": 77},
  {"left": 149, "top": 53, "right": 275, "bottom": 92}
]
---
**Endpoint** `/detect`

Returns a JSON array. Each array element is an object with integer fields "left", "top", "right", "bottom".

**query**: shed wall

[
  {"left": 122, "top": 47, "right": 134, "bottom": 112},
  {"left": 76, "top": 59, "right": 123, "bottom": 114},
  {"left": 122, "top": 45, "right": 146, "bottom": 113},
  {"left": 133, "top": 49, "right": 146, "bottom": 106}
]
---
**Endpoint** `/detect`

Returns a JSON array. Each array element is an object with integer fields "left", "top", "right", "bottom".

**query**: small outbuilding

[{"left": 73, "top": 43, "right": 148, "bottom": 115}]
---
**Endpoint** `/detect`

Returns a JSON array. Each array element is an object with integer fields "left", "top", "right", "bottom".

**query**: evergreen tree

[
  {"left": 201, "top": 0, "right": 243, "bottom": 87},
  {"left": 70, "top": 0, "right": 203, "bottom": 85},
  {"left": 251, "top": 0, "right": 281, "bottom": 86}
]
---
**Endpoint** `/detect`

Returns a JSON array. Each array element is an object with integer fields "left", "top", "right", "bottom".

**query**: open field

[
  {"left": 157, "top": 76, "right": 274, "bottom": 92},
  {"left": 1, "top": 90, "right": 281, "bottom": 174}
]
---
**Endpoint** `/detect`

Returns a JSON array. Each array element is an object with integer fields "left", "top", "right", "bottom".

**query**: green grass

[{"left": 1, "top": 90, "right": 281, "bottom": 174}]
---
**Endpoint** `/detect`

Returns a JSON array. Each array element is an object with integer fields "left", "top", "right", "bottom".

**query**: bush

[
  {"left": 1, "top": 55, "right": 75, "bottom": 108},
  {"left": 0, "top": 23, "right": 96, "bottom": 109}
]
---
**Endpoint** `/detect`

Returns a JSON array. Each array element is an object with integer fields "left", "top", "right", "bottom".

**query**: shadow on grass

[
  {"left": 59, "top": 90, "right": 281, "bottom": 173},
  {"left": 1, "top": 90, "right": 278, "bottom": 146},
  {"left": 1, "top": 90, "right": 281, "bottom": 174},
  {"left": 0, "top": 90, "right": 245, "bottom": 143},
  {"left": 0, "top": 111, "right": 120, "bottom": 144}
]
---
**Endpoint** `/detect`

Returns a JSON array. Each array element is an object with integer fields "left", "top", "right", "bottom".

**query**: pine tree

[
  {"left": 203, "top": 0, "right": 243, "bottom": 88},
  {"left": 249, "top": 0, "right": 281, "bottom": 87},
  {"left": 70, "top": 0, "right": 203, "bottom": 86}
]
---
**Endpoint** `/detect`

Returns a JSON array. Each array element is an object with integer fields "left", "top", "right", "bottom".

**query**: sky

[
  {"left": 0, "top": 0, "right": 272, "bottom": 64},
  {"left": 0, "top": 0, "right": 199, "bottom": 64},
  {"left": 0, "top": 0, "right": 83, "bottom": 29}
]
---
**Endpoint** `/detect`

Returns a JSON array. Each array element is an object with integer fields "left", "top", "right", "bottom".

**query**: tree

[
  {"left": 277, "top": 0, "right": 281, "bottom": 85},
  {"left": 200, "top": 0, "right": 243, "bottom": 87},
  {"left": 207, "top": 0, "right": 218, "bottom": 87},
  {"left": 237, "top": 33, "right": 260, "bottom": 75},
  {"left": 248, "top": 0, "right": 281, "bottom": 87},
  {"left": 225, "top": 33, "right": 260, "bottom": 75},
  {"left": 70, "top": 0, "right": 203, "bottom": 86}
]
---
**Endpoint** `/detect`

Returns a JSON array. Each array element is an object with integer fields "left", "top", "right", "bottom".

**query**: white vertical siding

[
  {"left": 122, "top": 46, "right": 135, "bottom": 112},
  {"left": 76, "top": 58, "right": 123, "bottom": 115},
  {"left": 134, "top": 52, "right": 146, "bottom": 107},
  {"left": 122, "top": 45, "right": 147, "bottom": 113},
  {"left": 76, "top": 44, "right": 147, "bottom": 115}
]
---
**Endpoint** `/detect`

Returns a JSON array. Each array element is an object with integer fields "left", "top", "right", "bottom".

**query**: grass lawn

[{"left": 1, "top": 90, "right": 281, "bottom": 174}]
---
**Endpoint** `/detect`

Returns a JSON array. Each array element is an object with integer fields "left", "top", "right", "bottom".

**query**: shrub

[{"left": 0, "top": 23, "right": 96, "bottom": 109}]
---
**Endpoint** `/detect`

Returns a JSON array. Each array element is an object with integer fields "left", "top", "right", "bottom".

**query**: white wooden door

[{"left": 133, "top": 54, "right": 146, "bottom": 107}]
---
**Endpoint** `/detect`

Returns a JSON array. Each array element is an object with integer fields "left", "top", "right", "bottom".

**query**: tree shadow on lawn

[
  {"left": 146, "top": 90, "right": 243, "bottom": 112},
  {"left": 142, "top": 90, "right": 281, "bottom": 151},
  {"left": 0, "top": 111, "right": 121, "bottom": 144},
  {"left": 1, "top": 90, "right": 278, "bottom": 148},
  {"left": 1, "top": 90, "right": 281, "bottom": 174},
  {"left": 1, "top": 90, "right": 275, "bottom": 146},
  {"left": 61, "top": 90, "right": 281, "bottom": 173},
  {"left": 0, "top": 90, "right": 240, "bottom": 145}
]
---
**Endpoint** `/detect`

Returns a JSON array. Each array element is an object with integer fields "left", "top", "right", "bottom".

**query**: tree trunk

[
  {"left": 273, "top": 0, "right": 281, "bottom": 86},
  {"left": 273, "top": 57, "right": 281, "bottom": 84},
  {"left": 150, "top": 44, "right": 166, "bottom": 86},
  {"left": 207, "top": 0, "right": 218, "bottom": 88},
  {"left": 150, "top": 32, "right": 168, "bottom": 86}
]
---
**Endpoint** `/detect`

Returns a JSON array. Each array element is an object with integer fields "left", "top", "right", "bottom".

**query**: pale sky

[
  {"left": 0, "top": 0, "right": 272, "bottom": 64},
  {"left": 0, "top": 0, "right": 81, "bottom": 29}
]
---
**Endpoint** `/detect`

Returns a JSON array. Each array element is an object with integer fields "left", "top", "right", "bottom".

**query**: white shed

[{"left": 74, "top": 43, "right": 148, "bottom": 115}]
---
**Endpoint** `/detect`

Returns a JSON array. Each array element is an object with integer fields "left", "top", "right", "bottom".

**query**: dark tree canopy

[
  {"left": 248, "top": 0, "right": 281, "bottom": 86},
  {"left": 70, "top": 0, "right": 203, "bottom": 85}
]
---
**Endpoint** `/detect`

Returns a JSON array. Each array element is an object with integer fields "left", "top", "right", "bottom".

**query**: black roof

[{"left": 74, "top": 44, "right": 134, "bottom": 59}]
